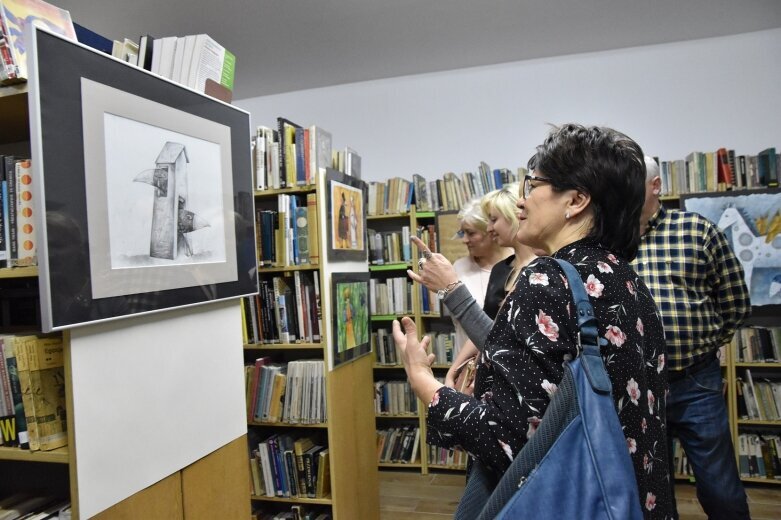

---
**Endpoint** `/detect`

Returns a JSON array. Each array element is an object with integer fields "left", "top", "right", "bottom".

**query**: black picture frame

[
  {"left": 28, "top": 27, "right": 258, "bottom": 331},
  {"left": 680, "top": 187, "right": 781, "bottom": 319},
  {"left": 326, "top": 168, "right": 367, "bottom": 262},
  {"left": 331, "top": 272, "right": 371, "bottom": 368}
]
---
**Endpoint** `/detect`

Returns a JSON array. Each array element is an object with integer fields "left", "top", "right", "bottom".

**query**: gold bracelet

[{"left": 437, "top": 280, "right": 463, "bottom": 300}]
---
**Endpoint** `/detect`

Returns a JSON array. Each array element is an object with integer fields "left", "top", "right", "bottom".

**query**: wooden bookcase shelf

[
  {"left": 0, "top": 266, "right": 38, "bottom": 279},
  {"left": 248, "top": 174, "right": 378, "bottom": 517},
  {"left": 0, "top": 446, "right": 69, "bottom": 464}
]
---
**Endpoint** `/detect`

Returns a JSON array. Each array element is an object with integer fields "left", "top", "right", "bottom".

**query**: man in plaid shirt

[{"left": 633, "top": 156, "right": 750, "bottom": 520}]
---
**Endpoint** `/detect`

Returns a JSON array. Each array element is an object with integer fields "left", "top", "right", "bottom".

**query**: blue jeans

[{"left": 666, "top": 356, "right": 750, "bottom": 519}]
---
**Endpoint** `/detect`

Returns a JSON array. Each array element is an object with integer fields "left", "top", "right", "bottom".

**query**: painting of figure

[
  {"left": 683, "top": 190, "right": 781, "bottom": 307},
  {"left": 331, "top": 272, "right": 371, "bottom": 368},
  {"left": 326, "top": 169, "right": 367, "bottom": 261}
]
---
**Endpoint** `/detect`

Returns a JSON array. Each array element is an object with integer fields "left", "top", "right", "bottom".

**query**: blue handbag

[{"left": 457, "top": 259, "right": 643, "bottom": 520}]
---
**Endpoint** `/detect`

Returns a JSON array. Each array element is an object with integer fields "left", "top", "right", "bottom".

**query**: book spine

[
  {"left": 4, "top": 339, "right": 28, "bottom": 448},
  {"left": 5, "top": 156, "right": 17, "bottom": 261}
]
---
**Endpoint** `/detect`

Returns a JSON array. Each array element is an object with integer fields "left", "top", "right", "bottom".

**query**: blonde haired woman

[
  {"left": 450, "top": 197, "right": 511, "bottom": 363},
  {"left": 445, "top": 183, "right": 537, "bottom": 389}
]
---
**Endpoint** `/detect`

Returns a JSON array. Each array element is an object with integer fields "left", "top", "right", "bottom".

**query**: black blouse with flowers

[{"left": 427, "top": 239, "right": 671, "bottom": 518}]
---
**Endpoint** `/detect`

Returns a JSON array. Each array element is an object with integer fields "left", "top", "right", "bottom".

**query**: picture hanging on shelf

[
  {"left": 681, "top": 188, "right": 781, "bottom": 313},
  {"left": 27, "top": 26, "right": 258, "bottom": 331},
  {"left": 331, "top": 271, "right": 371, "bottom": 368},
  {"left": 326, "top": 167, "right": 367, "bottom": 261}
]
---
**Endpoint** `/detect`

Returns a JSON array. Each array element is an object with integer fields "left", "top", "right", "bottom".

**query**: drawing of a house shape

[{"left": 148, "top": 142, "right": 189, "bottom": 260}]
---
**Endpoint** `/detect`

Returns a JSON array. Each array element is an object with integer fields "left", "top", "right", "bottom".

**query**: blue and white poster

[{"left": 683, "top": 191, "right": 781, "bottom": 307}]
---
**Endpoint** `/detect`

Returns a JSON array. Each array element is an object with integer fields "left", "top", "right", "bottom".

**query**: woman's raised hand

[{"left": 408, "top": 236, "right": 460, "bottom": 292}]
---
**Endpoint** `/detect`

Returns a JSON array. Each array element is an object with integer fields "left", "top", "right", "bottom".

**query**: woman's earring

[{"left": 565, "top": 211, "right": 570, "bottom": 220}]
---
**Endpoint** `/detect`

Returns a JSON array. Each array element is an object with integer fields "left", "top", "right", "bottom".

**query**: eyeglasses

[{"left": 523, "top": 174, "right": 553, "bottom": 198}]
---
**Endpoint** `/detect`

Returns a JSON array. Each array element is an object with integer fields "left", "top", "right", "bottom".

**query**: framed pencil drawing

[
  {"left": 326, "top": 168, "right": 367, "bottom": 262},
  {"left": 330, "top": 272, "right": 371, "bottom": 368},
  {"left": 28, "top": 26, "right": 258, "bottom": 331},
  {"left": 681, "top": 188, "right": 781, "bottom": 316}
]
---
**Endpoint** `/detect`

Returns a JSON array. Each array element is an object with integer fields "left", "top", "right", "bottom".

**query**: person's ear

[
  {"left": 651, "top": 176, "right": 662, "bottom": 195},
  {"left": 564, "top": 190, "right": 591, "bottom": 220}
]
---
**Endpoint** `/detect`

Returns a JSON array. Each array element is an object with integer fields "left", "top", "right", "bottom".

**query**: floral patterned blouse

[{"left": 428, "top": 239, "right": 671, "bottom": 518}]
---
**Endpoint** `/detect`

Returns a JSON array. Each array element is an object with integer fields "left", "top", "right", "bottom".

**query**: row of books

[
  {"left": 374, "top": 380, "right": 418, "bottom": 416},
  {"left": 0, "top": 154, "right": 37, "bottom": 268},
  {"left": 251, "top": 505, "right": 331, "bottom": 520},
  {"left": 244, "top": 359, "right": 326, "bottom": 425},
  {"left": 737, "top": 370, "right": 781, "bottom": 422},
  {"left": 0, "top": 334, "right": 66, "bottom": 452},
  {"left": 738, "top": 432, "right": 781, "bottom": 480},
  {"left": 252, "top": 119, "right": 361, "bottom": 192},
  {"left": 365, "top": 163, "right": 525, "bottom": 216},
  {"left": 427, "top": 445, "right": 468, "bottom": 470},
  {"left": 75, "top": 25, "right": 236, "bottom": 101},
  {"left": 658, "top": 147, "right": 779, "bottom": 196},
  {"left": 256, "top": 193, "right": 320, "bottom": 268},
  {"left": 372, "top": 329, "right": 457, "bottom": 366},
  {"left": 240, "top": 271, "right": 322, "bottom": 345},
  {"left": 0, "top": 493, "right": 69, "bottom": 520},
  {"left": 0, "top": 0, "right": 76, "bottom": 83},
  {"left": 733, "top": 326, "right": 781, "bottom": 363},
  {"left": 248, "top": 432, "right": 330, "bottom": 500},
  {"left": 377, "top": 425, "right": 420, "bottom": 464},
  {"left": 368, "top": 227, "right": 411, "bottom": 265},
  {"left": 369, "top": 277, "right": 413, "bottom": 317}
]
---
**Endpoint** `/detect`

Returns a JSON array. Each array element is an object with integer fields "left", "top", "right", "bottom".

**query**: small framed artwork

[
  {"left": 681, "top": 188, "right": 781, "bottom": 316},
  {"left": 28, "top": 26, "right": 258, "bottom": 331},
  {"left": 331, "top": 272, "right": 371, "bottom": 368},
  {"left": 326, "top": 168, "right": 367, "bottom": 262}
]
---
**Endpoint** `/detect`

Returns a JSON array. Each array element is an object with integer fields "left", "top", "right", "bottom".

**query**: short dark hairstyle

[{"left": 528, "top": 123, "right": 646, "bottom": 261}]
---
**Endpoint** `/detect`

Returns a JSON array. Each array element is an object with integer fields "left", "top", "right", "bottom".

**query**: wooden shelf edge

[
  {"left": 740, "top": 477, "right": 781, "bottom": 485},
  {"left": 254, "top": 186, "right": 317, "bottom": 196},
  {"left": 375, "top": 414, "right": 419, "bottom": 419},
  {"left": 378, "top": 462, "right": 421, "bottom": 468},
  {"left": 257, "top": 263, "right": 320, "bottom": 273},
  {"left": 427, "top": 464, "right": 467, "bottom": 471},
  {"left": 735, "top": 362, "right": 781, "bottom": 368},
  {"left": 0, "top": 445, "right": 69, "bottom": 463},
  {"left": 0, "top": 266, "right": 38, "bottom": 279}
]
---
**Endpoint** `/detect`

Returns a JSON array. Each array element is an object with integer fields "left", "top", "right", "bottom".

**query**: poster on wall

[
  {"left": 28, "top": 26, "right": 258, "bottom": 331},
  {"left": 681, "top": 188, "right": 781, "bottom": 313}
]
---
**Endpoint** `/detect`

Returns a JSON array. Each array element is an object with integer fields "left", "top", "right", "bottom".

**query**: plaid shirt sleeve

[{"left": 703, "top": 222, "right": 751, "bottom": 346}]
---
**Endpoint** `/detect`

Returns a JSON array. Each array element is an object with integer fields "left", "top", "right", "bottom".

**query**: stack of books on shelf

[
  {"left": 0, "top": 494, "right": 70, "bottom": 519},
  {"left": 427, "top": 445, "right": 468, "bottom": 470},
  {"left": 241, "top": 271, "right": 322, "bottom": 345},
  {"left": 369, "top": 277, "right": 412, "bottom": 316},
  {"left": 658, "top": 147, "right": 779, "bottom": 196},
  {"left": 738, "top": 432, "right": 781, "bottom": 480},
  {"left": 734, "top": 326, "right": 781, "bottom": 362},
  {"left": 412, "top": 163, "right": 526, "bottom": 212},
  {"left": 248, "top": 431, "right": 330, "bottom": 500},
  {"left": 373, "top": 380, "right": 417, "bottom": 416},
  {"left": 0, "top": 0, "right": 77, "bottom": 83},
  {"left": 0, "top": 334, "right": 67, "bottom": 452},
  {"left": 737, "top": 369, "right": 781, "bottom": 422},
  {"left": 0, "top": 154, "right": 37, "bottom": 268},
  {"left": 256, "top": 194, "right": 320, "bottom": 268},
  {"left": 245, "top": 359, "right": 326, "bottom": 425},
  {"left": 372, "top": 328, "right": 400, "bottom": 366},
  {"left": 376, "top": 425, "right": 420, "bottom": 464},
  {"left": 367, "top": 227, "right": 411, "bottom": 265},
  {"left": 367, "top": 178, "right": 412, "bottom": 216},
  {"left": 428, "top": 331, "right": 457, "bottom": 365},
  {"left": 253, "top": 122, "right": 332, "bottom": 191}
]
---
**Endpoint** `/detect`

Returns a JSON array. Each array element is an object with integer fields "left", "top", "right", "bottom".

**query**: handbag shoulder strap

[{"left": 554, "top": 258, "right": 611, "bottom": 394}]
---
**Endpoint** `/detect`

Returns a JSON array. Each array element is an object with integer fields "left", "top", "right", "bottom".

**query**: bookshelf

[
  {"left": 247, "top": 176, "right": 378, "bottom": 518},
  {"left": 368, "top": 205, "right": 469, "bottom": 474},
  {"left": 1, "top": 79, "right": 251, "bottom": 518}
]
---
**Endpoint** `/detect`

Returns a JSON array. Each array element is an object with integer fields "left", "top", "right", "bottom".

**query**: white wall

[{"left": 236, "top": 28, "right": 781, "bottom": 184}]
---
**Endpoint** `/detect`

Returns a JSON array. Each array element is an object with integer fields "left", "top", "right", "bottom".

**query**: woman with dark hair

[{"left": 395, "top": 124, "right": 671, "bottom": 518}]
